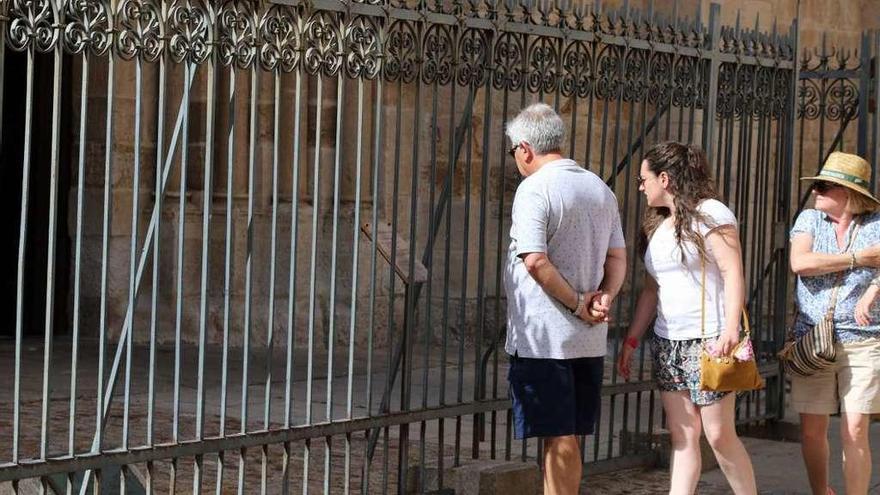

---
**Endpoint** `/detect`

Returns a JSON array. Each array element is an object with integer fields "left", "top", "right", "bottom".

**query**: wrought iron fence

[
  {"left": 794, "top": 31, "right": 880, "bottom": 210},
  {"left": 0, "top": 0, "right": 797, "bottom": 493}
]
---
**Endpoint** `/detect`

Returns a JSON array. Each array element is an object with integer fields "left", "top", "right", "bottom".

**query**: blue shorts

[{"left": 507, "top": 353, "right": 604, "bottom": 440}]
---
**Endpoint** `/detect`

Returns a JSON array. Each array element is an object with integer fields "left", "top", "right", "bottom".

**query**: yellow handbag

[{"left": 697, "top": 256, "right": 765, "bottom": 393}]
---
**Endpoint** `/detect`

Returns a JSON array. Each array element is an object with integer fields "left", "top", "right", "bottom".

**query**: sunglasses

[
  {"left": 508, "top": 143, "right": 522, "bottom": 159},
  {"left": 812, "top": 181, "right": 840, "bottom": 194}
]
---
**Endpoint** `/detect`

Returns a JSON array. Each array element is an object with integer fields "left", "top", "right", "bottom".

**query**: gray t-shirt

[{"left": 504, "top": 159, "right": 625, "bottom": 359}]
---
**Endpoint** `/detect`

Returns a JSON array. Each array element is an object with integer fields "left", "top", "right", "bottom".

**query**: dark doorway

[{"left": 0, "top": 49, "right": 73, "bottom": 338}]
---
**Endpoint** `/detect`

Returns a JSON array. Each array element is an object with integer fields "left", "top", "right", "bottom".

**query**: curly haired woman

[{"left": 618, "top": 142, "right": 757, "bottom": 495}]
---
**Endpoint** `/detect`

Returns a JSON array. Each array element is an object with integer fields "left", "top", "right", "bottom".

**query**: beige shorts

[{"left": 790, "top": 338, "right": 880, "bottom": 415}]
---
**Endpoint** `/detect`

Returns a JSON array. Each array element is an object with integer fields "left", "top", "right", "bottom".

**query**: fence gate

[
  {"left": 0, "top": 0, "right": 796, "bottom": 493},
  {"left": 794, "top": 31, "right": 880, "bottom": 208}
]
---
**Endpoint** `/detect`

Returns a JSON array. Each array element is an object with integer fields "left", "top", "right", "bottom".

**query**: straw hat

[{"left": 801, "top": 151, "right": 880, "bottom": 205}]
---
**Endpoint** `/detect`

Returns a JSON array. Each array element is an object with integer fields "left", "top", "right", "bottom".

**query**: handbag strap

[{"left": 823, "top": 221, "right": 862, "bottom": 319}]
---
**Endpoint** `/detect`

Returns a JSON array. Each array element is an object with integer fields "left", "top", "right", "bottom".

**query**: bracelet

[
  {"left": 570, "top": 293, "right": 586, "bottom": 316},
  {"left": 850, "top": 252, "right": 857, "bottom": 270},
  {"left": 624, "top": 336, "right": 639, "bottom": 349}
]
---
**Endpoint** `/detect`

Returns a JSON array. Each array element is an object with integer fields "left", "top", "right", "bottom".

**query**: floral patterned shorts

[{"left": 650, "top": 334, "right": 729, "bottom": 406}]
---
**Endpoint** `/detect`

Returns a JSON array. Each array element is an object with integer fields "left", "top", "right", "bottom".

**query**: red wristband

[{"left": 624, "top": 336, "right": 639, "bottom": 349}]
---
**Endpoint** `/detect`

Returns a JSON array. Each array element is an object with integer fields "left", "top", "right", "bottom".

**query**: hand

[
  {"left": 857, "top": 245, "right": 880, "bottom": 268},
  {"left": 713, "top": 329, "right": 741, "bottom": 357},
  {"left": 855, "top": 287, "right": 879, "bottom": 326},
  {"left": 579, "top": 292, "right": 613, "bottom": 324},
  {"left": 617, "top": 340, "right": 636, "bottom": 381}
]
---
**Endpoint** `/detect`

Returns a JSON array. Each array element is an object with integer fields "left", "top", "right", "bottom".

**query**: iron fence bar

[
  {"left": 378, "top": 69, "right": 405, "bottom": 495},
  {"left": 437, "top": 76, "right": 459, "bottom": 492},
  {"left": 756, "top": 107, "right": 774, "bottom": 417},
  {"left": 262, "top": 67, "right": 283, "bottom": 495},
  {"left": 12, "top": 37, "right": 35, "bottom": 469},
  {"left": 473, "top": 40, "right": 494, "bottom": 453},
  {"left": 96, "top": 48, "right": 116, "bottom": 465},
  {"left": 398, "top": 57, "right": 422, "bottom": 495},
  {"left": 239, "top": 66, "right": 260, "bottom": 495},
  {"left": 170, "top": 61, "right": 195, "bottom": 495},
  {"left": 584, "top": 40, "right": 596, "bottom": 169},
  {"left": 817, "top": 63, "right": 827, "bottom": 177},
  {"left": 282, "top": 63, "right": 304, "bottom": 426},
  {"left": 172, "top": 61, "right": 193, "bottom": 446},
  {"left": 195, "top": 41, "right": 218, "bottom": 495},
  {"left": 124, "top": 56, "right": 144, "bottom": 452},
  {"left": 697, "top": 3, "right": 721, "bottom": 163},
  {"left": 490, "top": 80, "right": 512, "bottom": 464},
  {"left": 217, "top": 62, "right": 235, "bottom": 495},
  {"left": 326, "top": 71, "right": 347, "bottom": 495},
  {"left": 748, "top": 106, "right": 766, "bottom": 361},
  {"left": 420, "top": 74, "right": 440, "bottom": 494},
  {"left": 286, "top": 64, "right": 304, "bottom": 430},
  {"left": 605, "top": 34, "right": 628, "bottom": 460},
  {"left": 361, "top": 75, "right": 383, "bottom": 495},
  {"left": 303, "top": 71, "right": 326, "bottom": 495},
  {"left": 0, "top": 0, "right": 5, "bottom": 152},
  {"left": 630, "top": 84, "right": 649, "bottom": 448},
  {"left": 777, "top": 14, "right": 800, "bottom": 421},
  {"left": 345, "top": 74, "right": 367, "bottom": 495},
  {"left": 69, "top": 48, "right": 89, "bottom": 463},
  {"left": 872, "top": 31, "right": 880, "bottom": 188},
  {"left": 149, "top": 38, "right": 168, "bottom": 462},
  {"left": 617, "top": 59, "right": 638, "bottom": 453},
  {"left": 456, "top": 82, "right": 477, "bottom": 466},
  {"left": 857, "top": 31, "right": 871, "bottom": 159},
  {"left": 41, "top": 20, "right": 65, "bottom": 461},
  {"left": 196, "top": 53, "right": 217, "bottom": 438}
]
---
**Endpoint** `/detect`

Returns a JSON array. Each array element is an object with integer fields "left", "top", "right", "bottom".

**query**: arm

[
  {"left": 624, "top": 275, "right": 659, "bottom": 341},
  {"left": 790, "top": 233, "right": 880, "bottom": 276},
  {"left": 521, "top": 252, "right": 603, "bottom": 323},
  {"left": 598, "top": 247, "right": 627, "bottom": 300},
  {"left": 790, "top": 234, "right": 854, "bottom": 276},
  {"left": 855, "top": 283, "right": 880, "bottom": 326},
  {"left": 587, "top": 247, "right": 628, "bottom": 321},
  {"left": 707, "top": 224, "right": 746, "bottom": 355},
  {"left": 617, "top": 274, "right": 658, "bottom": 380},
  {"left": 521, "top": 252, "right": 579, "bottom": 311}
]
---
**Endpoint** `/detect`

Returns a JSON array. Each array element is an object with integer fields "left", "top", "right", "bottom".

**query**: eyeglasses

[
  {"left": 508, "top": 143, "right": 521, "bottom": 159},
  {"left": 812, "top": 181, "right": 840, "bottom": 194}
]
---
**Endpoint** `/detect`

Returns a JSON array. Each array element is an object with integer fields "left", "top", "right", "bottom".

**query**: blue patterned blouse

[{"left": 791, "top": 209, "right": 880, "bottom": 343}]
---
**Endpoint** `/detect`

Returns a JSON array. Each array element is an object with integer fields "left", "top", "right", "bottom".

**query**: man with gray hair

[{"left": 504, "top": 103, "right": 626, "bottom": 494}]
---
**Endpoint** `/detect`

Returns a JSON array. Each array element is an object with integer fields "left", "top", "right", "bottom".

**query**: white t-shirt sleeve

[
  {"left": 696, "top": 199, "right": 737, "bottom": 236},
  {"left": 607, "top": 191, "right": 626, "bottom": 249},
  {"left": 511, "top": 184, "right": 549, "bottom": 256}
]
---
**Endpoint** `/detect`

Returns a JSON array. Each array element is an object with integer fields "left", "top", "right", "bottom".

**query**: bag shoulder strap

[{"left": 824, "top": 220, "right": 862, "bottom": 319}]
